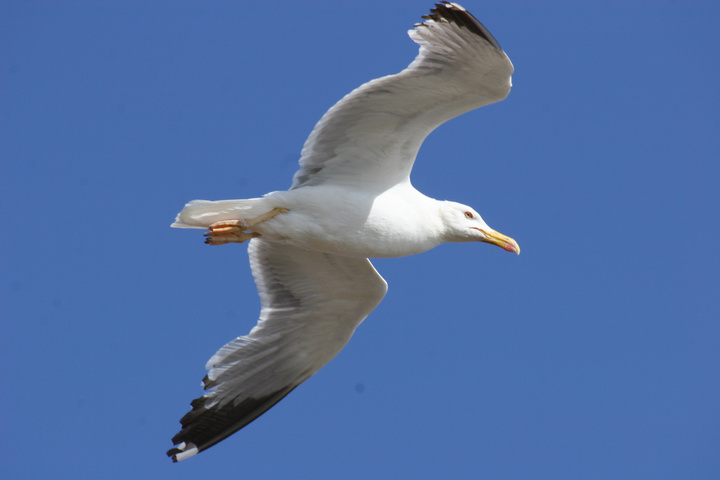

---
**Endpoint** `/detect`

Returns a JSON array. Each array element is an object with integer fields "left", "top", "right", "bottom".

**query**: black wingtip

[
  {"left": 419, "top": 2, "right": 503, "bottom": 51},
  {"left": 168, "top": 386, "right": 298, "bottom": 461}
]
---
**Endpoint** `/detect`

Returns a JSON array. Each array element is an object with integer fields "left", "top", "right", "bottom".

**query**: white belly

[{"left": 256, "top": 185, "right": 445, "bottom": 258}]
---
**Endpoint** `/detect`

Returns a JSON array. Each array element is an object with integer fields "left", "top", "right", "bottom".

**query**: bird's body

[
  {"left": 168, "top": 2, "right": 519, "bottom": 462},
  {"left": 175, "top": 183, "right": 454, "bottom": 258}
]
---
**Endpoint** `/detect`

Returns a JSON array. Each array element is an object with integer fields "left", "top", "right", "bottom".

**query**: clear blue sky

[{"left": 2, "top": 1, "right": 719, "bottom": 478}]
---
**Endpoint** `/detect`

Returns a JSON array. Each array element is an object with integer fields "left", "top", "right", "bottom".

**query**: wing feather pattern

[
  {"left": 291, "top": 2, "right": 513, "bottom": 190},
  {"left": 168, "top": 239, "right": 387, "bottom": 461}
]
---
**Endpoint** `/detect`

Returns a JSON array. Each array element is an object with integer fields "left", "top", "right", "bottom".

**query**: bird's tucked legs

[{"left": 204, "top": 207, "right": 289, "bottom": 245}]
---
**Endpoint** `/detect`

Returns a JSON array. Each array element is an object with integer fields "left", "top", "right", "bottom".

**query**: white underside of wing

[
  {"left": 291, "top": 4, "right": 513, "bottom": 191},
  {"left": 208, "top": 239, "right": 387, "bottom": 402},
  {"left": 168, "top": 239, "right": 387, "bottom": 459}
]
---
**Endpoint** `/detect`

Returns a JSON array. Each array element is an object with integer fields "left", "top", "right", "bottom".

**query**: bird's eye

[{"left": 464, "top": 211, "right": 474, "bottom": 219}]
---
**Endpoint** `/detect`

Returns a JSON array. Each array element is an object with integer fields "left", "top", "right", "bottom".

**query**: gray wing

[
  {"left": 168, "top": 238, "right": 387, "bottom": 461},
  {"left": 291, "top": 2, "right": 513, "bottom": 191}
]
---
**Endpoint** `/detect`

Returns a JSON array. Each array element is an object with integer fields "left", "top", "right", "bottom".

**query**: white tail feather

[{"left": 171, "top": 198, "right": 268, "bottom": 229}]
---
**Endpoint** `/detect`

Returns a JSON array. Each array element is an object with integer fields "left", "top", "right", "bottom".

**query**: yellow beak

[{"left": 476, "top": 228, "right": 520, "bottom": 255}]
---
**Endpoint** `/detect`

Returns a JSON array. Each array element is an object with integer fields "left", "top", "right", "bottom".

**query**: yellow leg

[{"left": 204, "top": 207, "right": 288, "bottom": 245}]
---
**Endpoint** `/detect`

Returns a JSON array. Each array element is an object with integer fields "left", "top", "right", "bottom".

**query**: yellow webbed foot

[{"left": 203, "top": 208, "right": 289, "bottom": 245}]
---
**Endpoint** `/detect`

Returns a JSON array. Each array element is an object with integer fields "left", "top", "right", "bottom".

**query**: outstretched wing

[
  {"left": 291, "top": 2, "right": 513, "bottom": 191},
  {"left": 168, "top": 239, "right": 387, "bottom": 461}
]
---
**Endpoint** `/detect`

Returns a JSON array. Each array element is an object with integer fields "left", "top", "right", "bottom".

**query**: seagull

[{"left": 168, "top": 2, "right": 518, "bottom": 462}]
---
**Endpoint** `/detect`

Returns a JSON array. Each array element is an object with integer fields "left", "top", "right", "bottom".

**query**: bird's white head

[{"left": 440, "top": 201, "right": 520, "bottom": 254}]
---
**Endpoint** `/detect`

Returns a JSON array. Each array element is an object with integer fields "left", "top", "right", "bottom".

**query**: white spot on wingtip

[{"left": 172, "top": 442, "right": 199, "bottom": 462}]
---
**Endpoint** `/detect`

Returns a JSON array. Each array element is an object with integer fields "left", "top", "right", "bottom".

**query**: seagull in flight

[{"left": 169, "top": 2, "right": 518, "bottom": 462}]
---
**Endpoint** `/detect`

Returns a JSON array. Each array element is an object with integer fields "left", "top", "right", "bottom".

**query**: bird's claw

[
  {"left": 204, "top": 223, "right": 260, "bottom": 245},
  {"left": 203, "top": 208, "right": 288, "bottom": 245}
]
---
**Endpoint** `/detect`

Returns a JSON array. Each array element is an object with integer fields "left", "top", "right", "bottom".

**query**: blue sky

[{"left": 2, "top": 1, "right": 718, "bottom": 478}]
